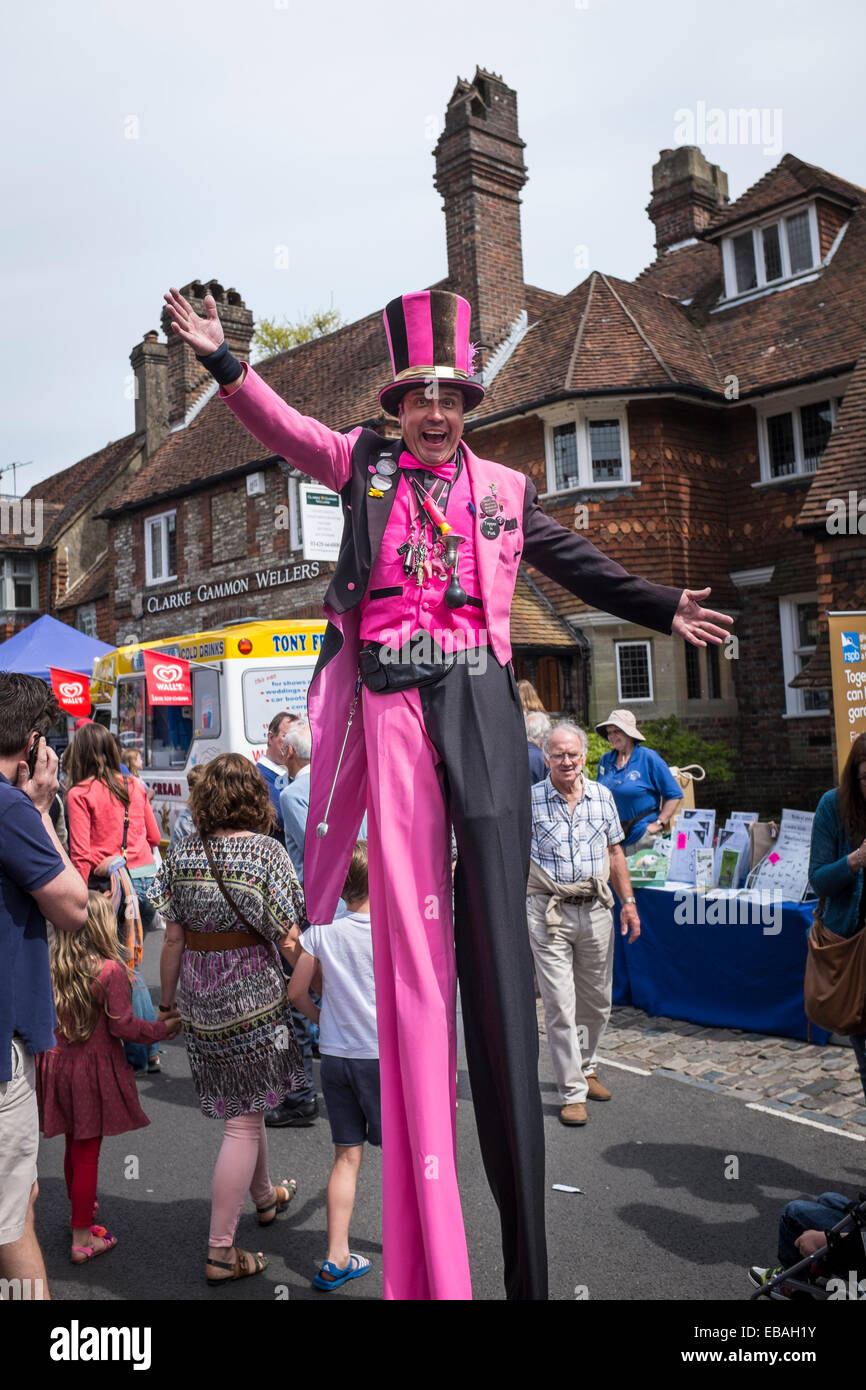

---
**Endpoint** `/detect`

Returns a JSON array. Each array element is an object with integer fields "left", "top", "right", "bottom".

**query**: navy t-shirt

[
  {"left": 0, "top": 772, "right": 65, "bottom": 1078},
  {"left": 596, "top": 744, "right": 682, "bottom": 848}
]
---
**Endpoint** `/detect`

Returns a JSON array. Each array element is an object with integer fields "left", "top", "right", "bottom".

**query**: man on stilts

[{"left": 165, "top": 285, "right": 731, "bottom": 1300}]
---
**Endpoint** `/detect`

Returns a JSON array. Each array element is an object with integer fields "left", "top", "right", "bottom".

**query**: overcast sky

[{"left": 4, "top": 0, "right": 865, "bottom": 492}]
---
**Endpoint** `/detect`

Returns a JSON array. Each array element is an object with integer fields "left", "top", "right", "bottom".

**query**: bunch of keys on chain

[{"left": 398, "top": 491, "right": 467, "bottom": 607}]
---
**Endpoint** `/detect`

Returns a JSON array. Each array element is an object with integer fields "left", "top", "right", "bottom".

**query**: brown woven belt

[{"left": 184, "top": 929, "right": 262, "bottom": 952}]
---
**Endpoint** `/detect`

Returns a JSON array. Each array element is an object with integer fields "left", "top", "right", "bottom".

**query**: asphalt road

[{"left": 35, "top": 933, "right": 865, "bottom": 1306}]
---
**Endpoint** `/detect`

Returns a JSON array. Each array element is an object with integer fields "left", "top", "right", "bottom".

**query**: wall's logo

[
  {"left": 153, "top": 661, "right": 183, "bottom": 683},
  {"left": 58, "top": 681, "right": 84, "bottom": 701},
  {"left": 842, "top": 632, "right": 862, "bottom": 665}
]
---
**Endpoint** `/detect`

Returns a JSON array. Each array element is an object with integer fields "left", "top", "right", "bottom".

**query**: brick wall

[
  {"left": 110, "top": 465, "right": 334, "bottom": 642},
  {"left": 817, "top": 198, "right": 850, "bottom": 259}
]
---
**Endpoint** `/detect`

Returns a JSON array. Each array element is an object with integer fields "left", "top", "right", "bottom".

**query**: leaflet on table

[
  {"left": 667, "top": 828, "right": 705, "bottom": 885},
  {"left": 749, "top": 809, "right": 814, "bottom": 901},
  {"left": 714, "top": 825, "right": 751, "bottom": 889},
  {"left": 678, "top": 809, "right": 716, "bottom": 847},
  {"left": 728, "top": 811, "right": 758, "bottom": 826},
  {"left": 694, "top": 847, "right": 715, "bottom": 893}
]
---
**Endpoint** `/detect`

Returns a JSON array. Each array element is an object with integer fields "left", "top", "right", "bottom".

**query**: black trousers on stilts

[{"left": 420, "top": 654, "right": 548, "bottom": 1301}]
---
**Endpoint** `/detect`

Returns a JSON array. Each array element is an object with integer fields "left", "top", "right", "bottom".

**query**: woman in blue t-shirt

[{"left": 595, "top": 709, "right": 682, "bottom": 853}]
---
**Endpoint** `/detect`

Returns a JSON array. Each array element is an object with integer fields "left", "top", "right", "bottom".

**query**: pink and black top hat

[{"left": 379, "top": 290, "right": 485, "bottom": 417}]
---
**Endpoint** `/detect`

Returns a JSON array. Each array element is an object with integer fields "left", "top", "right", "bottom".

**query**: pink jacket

[
  {"left": 66, "top": 776, "right": 160, "bottom": 881},
  {"left": 222, "top": 365, "right": 682, "bottom": 924}
]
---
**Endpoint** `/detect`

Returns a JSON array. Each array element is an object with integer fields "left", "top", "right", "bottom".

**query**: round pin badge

[
  {"left": 372, "top": 475, "right": 392, "bottom": 491},
  {"left": 376, "top": 459, "right": 397, "bottom": 476},
  {"left": 480, "top": 495, "right": 499, "bottom": 517},
  {"left": 480, "top": 517, "right": 500, "bottom": 540}
]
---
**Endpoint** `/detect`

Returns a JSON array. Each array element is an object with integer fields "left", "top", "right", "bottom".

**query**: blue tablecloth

[{"left": 612, "top": 887, "right": 827, "bottom": 1044}]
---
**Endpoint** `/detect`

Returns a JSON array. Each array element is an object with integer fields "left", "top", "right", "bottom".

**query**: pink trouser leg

[
  {"left": 363, "top": 686, "right": 472, "bottom": 1300},
  {"left": 209, "top": 1112, "right": 273, "bottom": 1247}
]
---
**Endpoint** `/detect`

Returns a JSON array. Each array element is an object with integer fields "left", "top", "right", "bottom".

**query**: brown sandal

[
  {"left": 206, "top": 1247, "right": 269, "bottom": 1286},
  {"left": 256, "top": 1178, "right": 298, "bottom": 1226}
]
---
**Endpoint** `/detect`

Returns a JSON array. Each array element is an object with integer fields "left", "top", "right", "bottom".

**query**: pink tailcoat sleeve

[{"left": 220, "top": 365, "right": 361, "bottom": 494}]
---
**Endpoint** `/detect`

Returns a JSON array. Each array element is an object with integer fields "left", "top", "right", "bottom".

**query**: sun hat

[{"left": 595, "top": 709, "right": 645, "bottom": 743}]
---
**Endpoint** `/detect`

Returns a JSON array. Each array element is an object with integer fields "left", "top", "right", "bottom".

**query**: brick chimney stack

[
  {"left": 646, "top": 146, "right": 729, "bottom": 255},
  {"left": 433, "top": 67, "right": 528, "bottom": 358},
  {"left": 129, "top": 331, "right": 168, "bottom": 459},
  {"left": 159, "top": 280, "right": 254, "bottom": 428}
]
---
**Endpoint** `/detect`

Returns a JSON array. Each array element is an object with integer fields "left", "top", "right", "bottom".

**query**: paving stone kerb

[{"left": 536, "top": 1003, "right": 866, "bottom": 1133}]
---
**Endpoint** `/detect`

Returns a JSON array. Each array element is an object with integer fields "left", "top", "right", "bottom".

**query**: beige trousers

[{"left": 526, "top": 895, "right": 614, "bottom": 1105}]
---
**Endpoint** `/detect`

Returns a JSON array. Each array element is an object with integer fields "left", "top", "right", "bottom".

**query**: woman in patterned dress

[{"left": 147, "top": 753, "right": 308, "bottom": 1286}]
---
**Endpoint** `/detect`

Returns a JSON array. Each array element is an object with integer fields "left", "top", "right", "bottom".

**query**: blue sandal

[{"left": 314, "top": 1254, "right": 371, "bottom": 1291}]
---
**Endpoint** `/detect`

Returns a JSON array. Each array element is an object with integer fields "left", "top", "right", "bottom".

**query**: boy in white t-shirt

[{"left": 288, "top": 841, "right": 379, "bottom": 1292}]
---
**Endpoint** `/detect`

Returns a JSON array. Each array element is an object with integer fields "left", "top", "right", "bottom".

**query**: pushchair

[{"left": 750, "top": 1195, "right": 866, "bottom": 1300}]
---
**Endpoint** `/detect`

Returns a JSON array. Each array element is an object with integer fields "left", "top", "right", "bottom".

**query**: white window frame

[
  {"left": 540, "top": 402, "right": 632, "bottom": 496},
  {"left": 720, "top": 202, "right": 820, "bottom": 301},
  {"left": 144, "top": 509, "right": 177, "bottom": 586},
  {"left": 615, "top": 640, "right": 653, "bottom": 704},
  {"left": 76, "top": 602, "right": 97, "bottom": 638},
  {"left": 1, "top": 553, "right": 38, "bottom": 611},
  {"left": 778, "top": 593, "right": 830, "bottom": 718},
  {"left": 755, "top": 384, "right": 843, "bottom": 484}
]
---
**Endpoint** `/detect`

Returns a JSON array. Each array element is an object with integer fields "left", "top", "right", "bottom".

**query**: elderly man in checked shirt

[{"left": 527, "top": 721, "right": 640, "bottom": 1127}]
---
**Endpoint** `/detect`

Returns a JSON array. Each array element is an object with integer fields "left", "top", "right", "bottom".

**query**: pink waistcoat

[{"left": 222, "top": 366, "right": 527, "bottom": 923}]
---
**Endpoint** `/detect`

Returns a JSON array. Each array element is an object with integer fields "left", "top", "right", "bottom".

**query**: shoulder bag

[{"left": 804, "top": 901, "right": 866, "bottom": 1035}]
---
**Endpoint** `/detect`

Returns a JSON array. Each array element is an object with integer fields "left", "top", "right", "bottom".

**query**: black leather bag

[{"left": 358, "top": 635, "right": 456, "bottom": 693}]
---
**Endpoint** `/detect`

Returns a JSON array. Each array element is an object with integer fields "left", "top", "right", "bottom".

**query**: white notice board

[{"left": 300, "top": 484, "right": 343, "bottom": 563}]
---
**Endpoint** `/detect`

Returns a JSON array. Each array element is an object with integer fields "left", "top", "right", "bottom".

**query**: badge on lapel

[{"left": 479, "top": 482, "right": 505, "bottom": 540}]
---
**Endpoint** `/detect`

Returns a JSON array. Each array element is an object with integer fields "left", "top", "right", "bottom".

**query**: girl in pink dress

[{"left": 37, "top": 893, "right": 181, "bottom": 1263}]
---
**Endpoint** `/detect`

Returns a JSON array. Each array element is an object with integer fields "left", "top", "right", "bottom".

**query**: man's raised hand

[
  {"left": 163, "top": 287, "right": 224, "bottom": 357},
  {"left": 671, "top": 587, "right": 733, "bottom": 648}
]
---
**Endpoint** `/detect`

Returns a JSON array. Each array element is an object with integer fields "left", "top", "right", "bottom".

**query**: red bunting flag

[
  {"left": 49, "top": 667, "right": 91, "bottom": 718},
  {"left": 142, "top": 649, "right": 192, "bottom": 706}
]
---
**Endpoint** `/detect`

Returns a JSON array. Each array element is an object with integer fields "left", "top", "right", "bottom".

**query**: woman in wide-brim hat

[{"left": 595, "top": 709, "right": 682, "bottom": 853}]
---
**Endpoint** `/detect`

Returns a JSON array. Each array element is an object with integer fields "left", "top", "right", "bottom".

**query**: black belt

[{"left": 369, "top": 585, "right": 482, "bottom": 608}]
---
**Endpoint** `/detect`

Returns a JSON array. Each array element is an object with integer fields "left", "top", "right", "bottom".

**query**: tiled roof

[
  {"left": 797, "top": 347, "right": 866, "bottom": 525},
  {"left": 705, "top": 154, "right": 862, "bottom": 235},
  {"left": 634, "top": 240, "right": 723, "bottom": 309},
  {"left": 56, "top": 551, "right": 110, "bottom": 609},
  {"left": 473, "top": 269, "right": 724, "bottom": 419},
  {"left": 108, "top": 284, "right": 564, "bottom": 514},
  {"left": 510, "top": 570, "right": 579, "bottom": 649},
  {"left": 17, "top": 434, "right": 138, "bottom": 545}
]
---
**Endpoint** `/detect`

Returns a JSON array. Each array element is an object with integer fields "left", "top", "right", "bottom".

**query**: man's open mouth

[{"left": 422, "top": 430, "right": 448, "bottom": 445}]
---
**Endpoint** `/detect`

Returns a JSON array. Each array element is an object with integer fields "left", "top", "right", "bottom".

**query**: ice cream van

[{"left": 90, "top": 618, "right": 326, "bottom": 846}]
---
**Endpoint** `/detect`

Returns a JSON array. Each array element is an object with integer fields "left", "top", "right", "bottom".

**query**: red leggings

[{"left": 63, "top": 1135, "right": 102, "bottom": 1229}]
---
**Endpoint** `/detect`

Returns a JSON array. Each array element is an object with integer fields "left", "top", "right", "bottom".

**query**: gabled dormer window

[{"left": 722, "top": 204, "right": 819, "bottom": 300}]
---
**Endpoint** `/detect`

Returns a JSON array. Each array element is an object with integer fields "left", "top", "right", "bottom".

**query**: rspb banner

[{"left": 829, "top": 611, "right": 866, "bottom": 763}]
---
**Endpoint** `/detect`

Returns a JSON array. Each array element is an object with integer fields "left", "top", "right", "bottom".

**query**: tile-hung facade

[{"left": 90, "top": 68, "right": 862, "bottom": 812}]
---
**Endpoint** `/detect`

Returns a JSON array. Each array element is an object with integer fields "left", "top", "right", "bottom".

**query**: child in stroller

[{"left": 749, "top": 1191, "right": 866, "bottom": 1299}]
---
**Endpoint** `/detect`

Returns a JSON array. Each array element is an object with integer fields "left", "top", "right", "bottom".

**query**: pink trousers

[
  {"left": 363, "top": 685, "right": 472, "bottom": 1300},
  {"left": 209, "top": 1112, "right": 273, "bottom": 1247}
]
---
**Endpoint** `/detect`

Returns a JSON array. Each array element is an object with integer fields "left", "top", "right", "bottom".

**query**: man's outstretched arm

[
  {"left": 163, "top": 287, "right": 357, "bottom": 493},
  {"left": 520, "top": 478, "right": 732, "bottom": 647}
]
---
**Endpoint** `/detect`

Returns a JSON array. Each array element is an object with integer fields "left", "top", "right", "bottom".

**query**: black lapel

[{"left": 364, "top": 439, "right": 404, "bottom": 565}]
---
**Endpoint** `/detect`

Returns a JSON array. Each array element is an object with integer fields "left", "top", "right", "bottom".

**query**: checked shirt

[{"left": 530, "top": 774, "right": 624, "bottom": 884}]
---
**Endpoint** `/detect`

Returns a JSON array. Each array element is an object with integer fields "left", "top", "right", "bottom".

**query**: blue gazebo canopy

[{"left": 0, "top": 614, "right": 113, "bottom": 680}]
